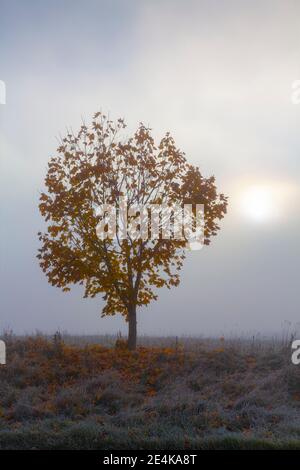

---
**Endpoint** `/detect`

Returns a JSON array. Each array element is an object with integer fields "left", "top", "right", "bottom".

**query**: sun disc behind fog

[
  {"left": 237, "top": 182, "right": 297, "bottom": 224},
  {"left": 240, "top": 185, "right": 279, "bottom": 222}
]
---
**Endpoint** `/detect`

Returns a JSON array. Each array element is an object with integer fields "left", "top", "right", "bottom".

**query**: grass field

[{"left": 0, "top": 332, "right": 300, "bottom": 450}]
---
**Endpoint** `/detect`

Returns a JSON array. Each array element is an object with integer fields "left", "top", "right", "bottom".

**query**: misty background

[{"left": 0, "top": 0, "right": 300, "bottom": 336}]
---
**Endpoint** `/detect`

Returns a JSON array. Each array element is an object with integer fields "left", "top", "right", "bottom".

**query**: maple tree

[{"left": 38, "top": 112, "right": 227, "bottom": 350}]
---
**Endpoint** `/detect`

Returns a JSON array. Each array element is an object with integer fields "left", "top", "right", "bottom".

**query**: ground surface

[{"left": 0, "top": 334, "right": 300, "bottom": 449}]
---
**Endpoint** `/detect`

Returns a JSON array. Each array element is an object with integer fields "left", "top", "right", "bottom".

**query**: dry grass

[{"left": 0, "top": 332, "right": 300, "bottom": 449}]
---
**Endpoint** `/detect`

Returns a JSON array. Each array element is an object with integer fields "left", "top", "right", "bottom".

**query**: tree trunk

[{"left": 127, "top": 304, "right": 137, "bottom": 351}]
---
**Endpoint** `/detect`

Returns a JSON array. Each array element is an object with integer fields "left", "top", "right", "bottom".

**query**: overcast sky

[{"left": 1, "top": 0, "right": 300, "bottom": 337}]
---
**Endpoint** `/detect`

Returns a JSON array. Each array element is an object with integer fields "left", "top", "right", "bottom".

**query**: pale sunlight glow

[
  {"left": 237, "top": 182, "right": 296, "bottom": 224},
  {"left": 241, "top": 186, "right": 278, "bottom": 222}
]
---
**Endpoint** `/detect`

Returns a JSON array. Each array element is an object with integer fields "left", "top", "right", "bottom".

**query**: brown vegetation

[{"left": 0, "top": 334, "right": 299, "bottom": 449}]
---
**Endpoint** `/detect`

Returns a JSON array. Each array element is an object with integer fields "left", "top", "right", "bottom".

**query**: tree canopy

[{"left": 38, "top": 112, "right": 227, "bottom": 349}]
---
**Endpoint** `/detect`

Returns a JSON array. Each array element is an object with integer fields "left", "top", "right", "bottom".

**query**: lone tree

[{"left": 38, "top": 113, "right": 227, "bottom": 350}]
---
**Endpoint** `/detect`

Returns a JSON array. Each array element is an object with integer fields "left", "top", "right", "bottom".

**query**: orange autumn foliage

[{"left": 37, "top": 112, "right": 227, "bottom": 349}]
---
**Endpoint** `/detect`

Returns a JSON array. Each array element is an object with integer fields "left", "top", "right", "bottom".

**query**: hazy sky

[{"left": 1, "top": 0, "right": 300, "bottom": 337}]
